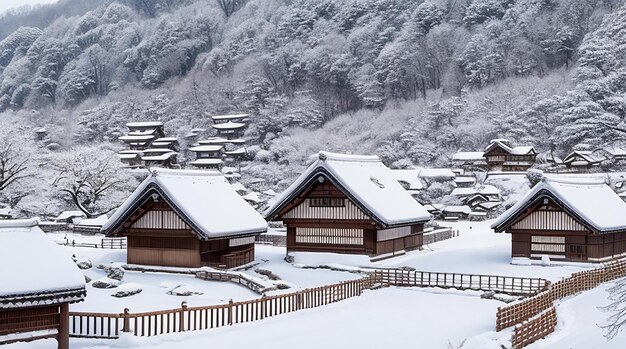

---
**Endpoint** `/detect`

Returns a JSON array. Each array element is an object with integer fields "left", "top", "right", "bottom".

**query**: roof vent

[{"left": 370, "top": 176, "right": 385, "bottom": 189}]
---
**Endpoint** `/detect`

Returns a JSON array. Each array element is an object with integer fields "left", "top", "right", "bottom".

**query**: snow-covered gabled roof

[
  {"left": 212, "top": 121, "right": 246, "bottom": 130},
  {"left": 452, "top": 151, "right": 485, "bottom": 161},
  {"left": 450, "top": 187, "right": 477, "bottom": 196},
  {"left": 143, "top": 148, "right": 175, "bottom": 154},
  {"left": 454, "top": 177, "right": 476, "bottom": 184},
  {"left": 563, "top": 151, "right": 604, "bottom": 164},
  {"left": 189, "top": 158, "right": 223, "bottom": 166},
  {"left": 492, "top": 177, "right": 626, "bottom": 233},
  {"left": 418, "top": 168, "right": 456, "bottom": 179},
  {"left": 126, "top": 121, "right": 163, "bottom": 128},
  {"left": 54, "top": 210, "right": 86, "bottom": 221},
  {"left": 142, "top": 152, "right": 177, "bottom": 161},
  {"left": 199, "top": 138, "right": 247, "bottom": 145},
  {"left": 102, "top": 169, "right": 267, "bottom": 239},
  {"left": 0, "top": 219, "right": 86, "bottom": 308},
  {"left": 189, "top": 145, "right": 224, "bottom": 152},
  {"left": 264, "top": 151, "right": 430, "bottom": 227},
  {"left": 211, "top": 113, "right": 249, "bottom": 121},
  {"left": 484, "top": 139, "right": 536, "bottom": 156},
  {"left": 390, "top": 169, "right": 424, "bottom": 191},
  {"left": 119, "top": 135, "right": 155, "bottom": 142},
  {"left": 443, "top": 205, "right": 472, "bottom": 214},
  {"left": 154, "top": 137, "right": 178, "bottom": 143}
]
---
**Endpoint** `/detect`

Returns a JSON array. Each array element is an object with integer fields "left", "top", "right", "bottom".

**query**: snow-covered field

[{"left": 7, "top": 220, "right": 625, "bottom": 348}]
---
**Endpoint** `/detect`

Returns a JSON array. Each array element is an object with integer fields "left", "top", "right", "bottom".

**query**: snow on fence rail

[
  {"left": 57, "top": 237, "right": 127, "bottom": 249},
  {"left": 423, "top": 228, "right": 458, "bottom": 245},
  {"left": 69, "top": 275, "right": 377, "bottom": 338},
  {"left": 511, "top": 307, "right": 557, "bottom": 349},
  {"left": 497, "top": 258, "right": 626, "bottom": 348},
  {"left": 375, "top": 269, "right": 549, "bottom": 296}
]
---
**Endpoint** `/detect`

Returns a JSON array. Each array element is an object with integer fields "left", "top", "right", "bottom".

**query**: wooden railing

[
  {"left": 57, "top": 237, "right": 127, "bottom": 249},
  {"left": 375, "top": 269, "right": 549, "bottom": 296},
  {"left": 69, "top": 275, "right": 376, "bottom": 338},
  {"left": 195, "top": 270, "right": 268, "bottom": 294},
  {"left": 497, "top": 258, "right": 626, "bottom": 348}
]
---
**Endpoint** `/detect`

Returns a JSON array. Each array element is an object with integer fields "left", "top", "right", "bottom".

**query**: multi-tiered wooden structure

[{"left": 118, "top": 122, "right": 179, "bottom": 168}]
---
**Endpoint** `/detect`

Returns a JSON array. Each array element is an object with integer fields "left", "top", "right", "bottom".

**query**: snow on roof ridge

[
  {"left": 150, "top": 167, "right": 223, "bottom": 178},
  {"left": 317, "top": 151, "right": 380, "bottom": 162},
  {"left": 543, "top": 176, "right": 606, "bottom": 186},
  {"left": 0, "top": 218, "right": 39, "bottom": 229}
]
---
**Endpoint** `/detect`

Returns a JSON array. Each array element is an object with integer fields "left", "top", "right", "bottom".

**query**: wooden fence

[
  {"left": 423, "top": 228, "right": 458, "bottom": 245},
  {"left": 69, "top": 275, "right": 376, "bottom": 338},
  {"left": 511, "top": 307, "right": 557, "bottom": 349},
  {"left": 57, "top": 237, "right": 127, "bottom": 249},
  {"left": 195, "top": 270, "right": 268, "bottom": 294},
  {"left": 497, "top": 258, "right": 626, "bottom": 348},
  {"left": 375, "top": 269, "right": 548, "bottom": 296}
]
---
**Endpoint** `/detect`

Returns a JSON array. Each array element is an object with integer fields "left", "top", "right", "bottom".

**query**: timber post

[
  {"left": 228, "top": 299, "right": 233, "bottom": 325},
  {"left": 179, "top": 301, "right": 187, "bottom": 332},
  {"left": 122, "top": 308, "right": 130, "bottom": 333},
  {"left": 58, "top": 303, "right": 69, "bottom": 349}
]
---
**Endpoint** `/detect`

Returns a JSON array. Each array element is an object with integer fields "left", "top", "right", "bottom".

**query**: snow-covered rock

[
  {"left": 92, "top": 277, "right": 120, "bottom": 289},
  {"left": 111, "top": 283, "right": 142, "bottom": 298},
  {"left": 106, "top": 266, "right": 125, "bottom": 281},
  {"left": 75, "top": 258, "right": 92, "bottom": 270}
]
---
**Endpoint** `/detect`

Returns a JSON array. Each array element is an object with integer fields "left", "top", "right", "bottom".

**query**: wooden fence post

[
  {"left": 122, "top": 308, "right": 130, "bottom": 333},
  {"left": 179, "top": 301, "right": 187, "bottom": 332},
  {"left": 228, "top": 299, "right": 233, "bottom": 325},
  {"left": 58, "top": 303, "right": 69, "bottom": 349}
]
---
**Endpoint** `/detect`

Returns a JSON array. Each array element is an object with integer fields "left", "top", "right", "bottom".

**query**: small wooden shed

[
  {"left": 264, "top": 152, "right": 431, "bottom": 258},
  {"left": 492, "top": 177, "right": 626, "bottom": 262},
  {"left": 102, "top": 169, "right": 267, "bottom": 268},
  {"left": 0, "top": 219, "right": 86, "bottom": 348}
]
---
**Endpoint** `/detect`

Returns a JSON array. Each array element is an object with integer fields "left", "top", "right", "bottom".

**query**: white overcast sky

[{"left": 0, "top": 0, "right": 59, "bottom": 15}]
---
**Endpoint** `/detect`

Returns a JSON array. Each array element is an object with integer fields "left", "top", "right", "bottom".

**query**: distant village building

[
  {"left": 390, "top": 169, "right": 424, "bottom": 197},
  {"left": 452, "top": 139, "right": 536, "bottom": 172},
  {"left": 34, "top": 127, "right": 47, "bottom": 141},
  {"left": 563, "top": 150, "right": 604, "bottom": 170},
  {"left": 492, "top": 178, "right": 626, "bottom": 262},
  {"left": 442, "top": 205, "right": 471, "bottom": 220},
  {"left": 483, "top": 139, "right": 536, "bottom": 172},
  {"left": 188, "top": 145, "right": 224, "bottom": 170},
  {"left": 264, "top": 152, "right": 431, "bottom": 258},
  {"left": 0, "top": 219, "right": 86, "bottom": 349},
  {"left": 54, "top": 211, "right": 86, "bottom": 224},
  {"left": 117, "top": 122, "right": 179, "bottom": 168},
  {"left": 593, "top": 146, "right": 626, "bottom": 163},
  {"left": 141, "top": 149, "right": 178, "bottom": 168},
  {"left": 451, "top": 151, "right": 487, "bottom": 168},
  {"left": 102, "top": 169, "right": 267, "bottom": 268}
]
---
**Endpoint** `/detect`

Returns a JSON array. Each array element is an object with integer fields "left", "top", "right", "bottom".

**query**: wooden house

[
  {"left": 141, "top": 149, "right": 178, "bottom": 168},
  {"left": 102, "top": 169, "right": 267, "bottom": 268},
  {"left": 188, "top": 145, "right": 224, "bottom": 169},
  {"left": 212, "top": 121, "right": 246, "bottom": 139},
  {"left": 119, "top": 121, "right": 165, "bottom": 151},
  {"left": 441, "top": 205, "right": 471, "bottom": 220},
  {"left": 593, "top": 146, "right": 626, "bottom": 163},
  {"left": 0, "top": 219, "right": 85, "bottom": 348},
  {"left": 492, "top": 178, "right": 626, "bottom": 262},
  {"left": 264, "top": 152, "right": 431, "bottom": 258},
  {"left": 390, "top": 169, "right": 424, "bottom": 197},
  {"left": 150, "top": 137, "right": 179, "bottom": 151},
  {"left": 454, "top": 176, "right": 476, "bottom": 188},
  {"left": 483, "top": 139, "right": 536, "bottom": 172},
  {"left": 563, "top": 151, "right": 604, "bottom": 170},
  {"left": 118, "top": 150, "right": 143, "bottom": 168},
  {"left": 211, "top": 113, "right": 249, "bottom": 124},
  {"left": 451, "top": 151, "right": 487, "bottom": 169}
]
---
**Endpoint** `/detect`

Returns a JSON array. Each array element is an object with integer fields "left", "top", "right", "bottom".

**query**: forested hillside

[{"left": 1, "top": 0, "right": 626, "bottom": 212}]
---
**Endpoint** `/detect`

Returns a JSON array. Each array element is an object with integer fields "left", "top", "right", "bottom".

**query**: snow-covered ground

[{"left": 9, "top": 220, "right": 623, "bottom": 348}]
